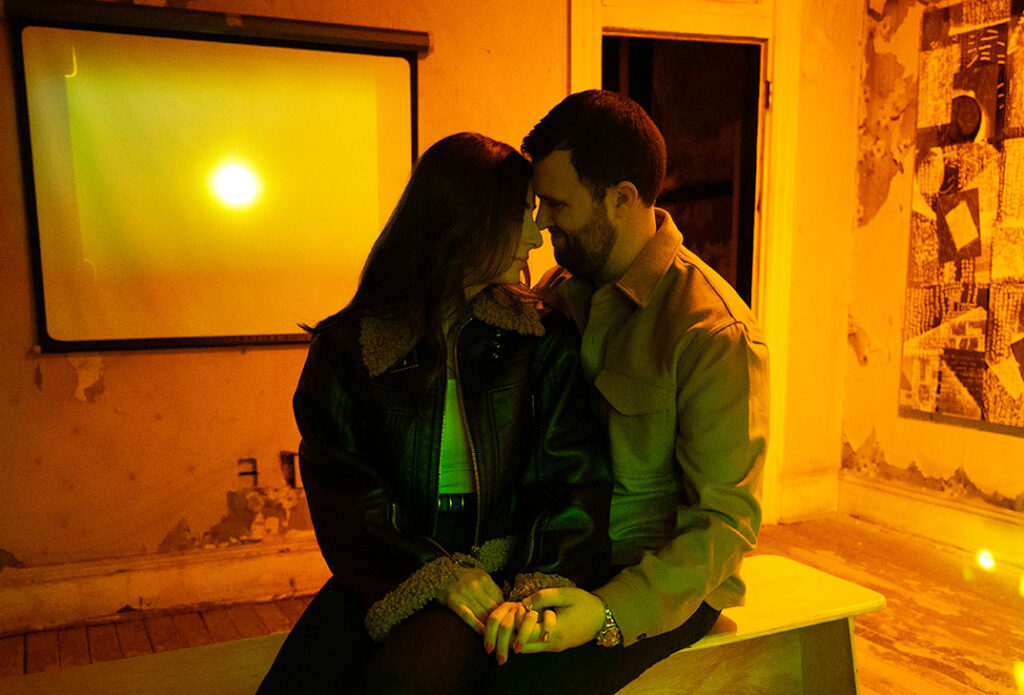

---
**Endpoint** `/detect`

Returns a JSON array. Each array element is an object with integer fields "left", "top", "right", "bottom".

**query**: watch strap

[{"left": 594, "top": 596, "right": 622, "bottom": 648}]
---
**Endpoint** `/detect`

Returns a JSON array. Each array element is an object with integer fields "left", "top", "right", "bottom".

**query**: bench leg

[
  {"left": 618, "top": 617, "right": 863, "bottom": 695},
  {"left": 618, "top": 631, "right": 804, "bottom": 694},
  {"left": 798, "top": 617, "right": 859, "bottom": 695}
]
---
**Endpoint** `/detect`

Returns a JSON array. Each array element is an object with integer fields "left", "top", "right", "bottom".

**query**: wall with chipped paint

[
  {"left": 0, "top": 0, "right": 567, "bottom": 586},
  {"left": 845, "top": 0, "right": 1024, "bottom": 514}
]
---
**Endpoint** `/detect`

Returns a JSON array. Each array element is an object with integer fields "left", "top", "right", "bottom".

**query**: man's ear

[{"left": 605, "top": 181, "right": 640, "bottom": 220}]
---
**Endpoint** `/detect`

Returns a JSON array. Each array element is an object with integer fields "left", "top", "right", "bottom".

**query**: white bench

[
  {"left": 0, "top": 554, "right": 884, "bottom": 695},
  {"left": 620, "top": 553, "right": 886, "bottom": 694}
]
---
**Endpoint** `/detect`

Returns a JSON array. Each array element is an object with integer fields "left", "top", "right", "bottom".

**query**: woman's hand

[
  {"left": 439, "top": 566, "right": 505, "bottom": 634},
  {"left": 484, "top": 601, "right": 555, "bottom": 665}
]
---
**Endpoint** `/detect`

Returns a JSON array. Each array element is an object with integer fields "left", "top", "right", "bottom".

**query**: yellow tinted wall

[{"left": 0, "top": 0, "right": 567, "bottom": 574}]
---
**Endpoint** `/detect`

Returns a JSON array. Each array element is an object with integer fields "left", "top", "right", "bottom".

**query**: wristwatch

[{"left": 594, "top": 596, "right": 622, "bottom": 648}]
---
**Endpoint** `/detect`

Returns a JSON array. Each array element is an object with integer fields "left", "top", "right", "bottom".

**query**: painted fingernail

[
  {"left": 485, "top": 642, "right": 493, "bottom": 654},
  {"left": 497, "top": 655, "right": 506, "bottom": 666},
  {"left": 513, "top": 642, "right": 522, "bottom": 653}
]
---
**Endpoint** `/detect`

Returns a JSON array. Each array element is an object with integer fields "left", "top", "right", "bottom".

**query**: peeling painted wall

[
  {"left": 842, "top": 429, "right": 1024, "bottom": 512},
  {"left": 158, "top": 486, "right": 313, "bottom": 553},
  {"left": 0, "top": 0, "right": 568, "bottom": 575},
  {"left": 858, "top": 0, "right": 919, "bottom": 226},
  {"left": 846, "top": 0, "right": 1024, "bottom": 509}
]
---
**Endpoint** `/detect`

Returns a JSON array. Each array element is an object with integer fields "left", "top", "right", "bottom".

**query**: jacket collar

[
  {"left": 612, "top": 208, "right": 681, "bottom": 309},
  {"left": 556, "top": 208, "right": 681, "bottom": 322},
  {"left": 359, "top": 287, "right": 546, "bottom": 377}
]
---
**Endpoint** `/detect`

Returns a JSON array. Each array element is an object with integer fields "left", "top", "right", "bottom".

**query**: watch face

[
  {"left": 597, "top": 627, "right": 621, "bottom": 647},
  {"left": 596, "top": 606, "right": 622, "bottom": 647}
]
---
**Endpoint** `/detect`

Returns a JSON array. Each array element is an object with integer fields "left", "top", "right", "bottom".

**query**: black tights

[{"left": 255, "top": 576, "right": 489, "bottom": 695}]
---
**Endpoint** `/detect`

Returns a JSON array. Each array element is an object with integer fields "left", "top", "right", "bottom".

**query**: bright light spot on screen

[
  {"left": 976, "top": 549, "right": 995, "bottom": 571},
  {"left": 1019, "top": 573, "right": 1024, "bottom": 598},
  {"left": 1014, "top": 661, "right": 1024, "bottom": 693},
  {"left": 210, "top": 161, "right": 262, "bottom": 208}
]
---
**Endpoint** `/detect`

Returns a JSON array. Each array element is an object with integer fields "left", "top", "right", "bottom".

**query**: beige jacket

[{"left": 543, "top": 210, "right": 769, "bottom": 646}]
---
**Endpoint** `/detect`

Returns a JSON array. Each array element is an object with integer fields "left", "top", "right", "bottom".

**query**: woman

[{"left": 257, "top": 132, "right": 611, "bottom": 695}]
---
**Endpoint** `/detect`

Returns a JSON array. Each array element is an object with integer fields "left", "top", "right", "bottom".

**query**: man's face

[{"left": 532, "top": 150, "right": 615, "bottom": 279}]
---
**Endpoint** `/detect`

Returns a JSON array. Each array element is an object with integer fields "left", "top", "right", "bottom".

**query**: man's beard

[{"left": 551, "top": 203, "right": 615, "bottom": 279}]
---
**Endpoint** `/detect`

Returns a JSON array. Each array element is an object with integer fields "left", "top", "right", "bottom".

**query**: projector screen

[{"left": 14, "top": 14, "right": 419, "bottom": 351}]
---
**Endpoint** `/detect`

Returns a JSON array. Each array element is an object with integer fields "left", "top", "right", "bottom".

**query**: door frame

[{"left": 569, "top": 0, "right": 802, "bottom": 524}]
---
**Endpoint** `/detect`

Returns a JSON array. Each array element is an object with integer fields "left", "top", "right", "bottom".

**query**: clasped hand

[
  {"left": 441, "top": 569, "right": 607, "bottom": 664},
  {"left": 479, "top": 587, "right": 610, "bottom": 664}
]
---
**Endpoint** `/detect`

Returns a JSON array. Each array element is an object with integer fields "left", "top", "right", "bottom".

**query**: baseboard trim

[
  {"left": 0, "top": 532, "right": 331, "bottom": 635},
  {"left": 838, "top": 472, "right": 1024, "bottom": 570}
]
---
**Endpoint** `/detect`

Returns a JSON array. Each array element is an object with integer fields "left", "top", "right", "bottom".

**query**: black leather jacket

[{"left": 293, "top": 289, "right": 611, "bottom": 606}]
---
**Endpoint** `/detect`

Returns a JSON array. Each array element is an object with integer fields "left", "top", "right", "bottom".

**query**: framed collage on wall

[{"left": 901, "top": 0, "right": 1024, "bottom": 432}]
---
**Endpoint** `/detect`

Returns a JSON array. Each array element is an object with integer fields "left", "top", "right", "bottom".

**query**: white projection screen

[{"left": 10, "top": 2, "right": 425, "bottom": 351}]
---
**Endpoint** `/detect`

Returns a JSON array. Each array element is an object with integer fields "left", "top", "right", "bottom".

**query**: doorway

[{"left": 603, "top": 37, "right": 762, "bottom": 305}]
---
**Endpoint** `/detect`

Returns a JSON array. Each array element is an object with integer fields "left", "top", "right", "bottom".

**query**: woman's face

[{"left": 491, "top": 186, "right": 543, "bottom": 286}]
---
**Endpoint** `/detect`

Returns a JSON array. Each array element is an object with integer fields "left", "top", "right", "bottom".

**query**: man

[{"left": 485, "top": 90, "right": 769, "bottom": 693}]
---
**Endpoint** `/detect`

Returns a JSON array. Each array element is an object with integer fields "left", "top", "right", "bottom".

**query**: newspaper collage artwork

[{"left": 901, "top": 0, "right": 1024, "bottom": 430}]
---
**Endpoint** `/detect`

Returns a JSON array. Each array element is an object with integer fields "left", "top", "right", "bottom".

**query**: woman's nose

[{"left": 524, "top": 220, "right": 543, "bottom": 250}]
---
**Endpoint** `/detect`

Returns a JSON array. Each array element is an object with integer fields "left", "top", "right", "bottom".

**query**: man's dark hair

[{"left": 522, "top": 89, "right": 666, "bottom": 205}]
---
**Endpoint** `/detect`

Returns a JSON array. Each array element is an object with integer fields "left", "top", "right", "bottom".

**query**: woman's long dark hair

[{"left": 312, "top": 132, "right": 533, "bottom": 356}]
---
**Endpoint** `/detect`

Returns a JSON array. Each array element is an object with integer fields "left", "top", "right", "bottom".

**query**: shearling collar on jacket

[{"left": 359, "top": 288, "right": 546, "bottom": 377}]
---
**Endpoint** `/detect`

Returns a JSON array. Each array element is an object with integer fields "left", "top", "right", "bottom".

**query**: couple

[{"left": 257, "top": 90, "right": 769, "bottom": 695}]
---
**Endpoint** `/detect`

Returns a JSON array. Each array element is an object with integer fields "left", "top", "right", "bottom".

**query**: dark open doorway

[{"left": 603, "top": 36, "right": 762, "bottom": 305}]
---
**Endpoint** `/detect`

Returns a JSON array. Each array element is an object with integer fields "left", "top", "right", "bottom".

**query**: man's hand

[
  {"left": 517, "top": 588, "right": 607, "bottom": 653},
  {"left": 438, "top": 567, "right": 504, "bottom": 634}
]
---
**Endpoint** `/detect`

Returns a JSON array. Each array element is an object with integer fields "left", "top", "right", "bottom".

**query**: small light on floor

[{"left": 976, "top": 549, "right": 995, "bottom": 571}]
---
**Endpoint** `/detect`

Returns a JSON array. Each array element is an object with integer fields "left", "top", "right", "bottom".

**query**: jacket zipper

[
  {"left": 451, "top": 318, "right": 482, "bottom": 548},
  {"left": 387, "top": 349, "right": 439, "bottom": 543},
  {"left": 520, "top": 395, "right": 539, "bottom": 567},
  {"left": 433, "top": 356, "right": 446, "bottom": 536}
]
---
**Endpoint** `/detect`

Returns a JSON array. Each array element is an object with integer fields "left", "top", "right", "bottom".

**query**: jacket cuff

[
  {"left": 364, "top": 536, "right": 517, "bottom": 642},
  {"left": 508, "top": 571, "right": 575, "bottom": 601},
  {"left": 364, "top": 552, "right": 480, "bottom": 642}
]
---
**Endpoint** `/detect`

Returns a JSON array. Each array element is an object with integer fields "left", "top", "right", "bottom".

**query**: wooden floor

[
  {"left": 1, "top": 513, "right": 1021, "bottom": 693},
  {"left": 754, "top": 513, "right": 1024, "bottom": 695},
  {"left": 0, "top": 595, "right": 312, "bottom": 679}
]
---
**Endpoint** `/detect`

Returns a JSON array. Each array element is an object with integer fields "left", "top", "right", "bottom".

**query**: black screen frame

[{"left": 6, "top": 0, "right": 428, "bottom": 353}]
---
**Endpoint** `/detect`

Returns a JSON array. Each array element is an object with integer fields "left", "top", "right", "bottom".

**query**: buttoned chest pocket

[{"left": 594, "top": 369, "right": 676, "bottom": 473}]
